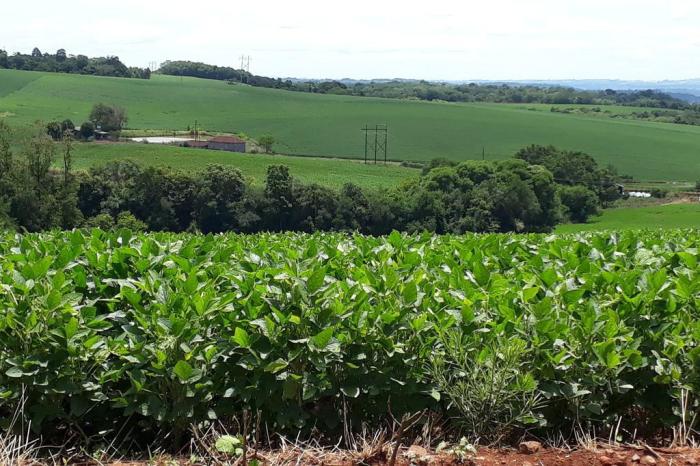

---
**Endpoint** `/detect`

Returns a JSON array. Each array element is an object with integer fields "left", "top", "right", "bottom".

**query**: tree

[
  {"left": 62, "top": 133, "right": 73, "bottom": 185},
  {"left": 264, "top": 165, "right": 294, "bottom": 230},
  {"left": 56, "top": 48, "right": 67, "bottom": 62},
  {"left": 76, "top": 54, "right": 88, "bottom": 70},
  {"left": 291, "top": 183, "right": 338, "bottom": 231},
  {"left": 24, "top": 127, "right": 55, "bottom": 186},
  {"left": 31, "top": 47, "right": 42, "bottom": 57},
  {"left": 559, "top": 185, "right": 599, "bottom": 223},
  {"left": 61, "top": 119, "right": 75, "bottom": 133},
  {"left": 258, "top": 134, "right": 275, "bottom": 153},
  {"left": 89, "top": 103, "right": 128, "bottom": 131},
  {"left": 79, "top": 121, "right": 95, "bottom": 139},
  {"left": 515, "top": 144, "right": 622, "bottom": 207},
  {"left": 335, "top": 182, "right": 370, "bottom": 231},
  {"left": 193, "top": 165, "right": 246, "bottom": 233}
]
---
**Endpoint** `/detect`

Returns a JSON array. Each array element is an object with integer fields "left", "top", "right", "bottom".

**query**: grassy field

[
  {"left": 556, "top": 203, "right": 700, "bottom": 232},
  {"left": 2, "top": 69, "right": 700, "bottom": 180},
  {"left": 70, "top": 142, "right": 417, "bottom": 189}
]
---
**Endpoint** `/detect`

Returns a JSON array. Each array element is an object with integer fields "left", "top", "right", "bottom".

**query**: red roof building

[{"left": 207, "top": 135, "right": 247, "bottom": 153}]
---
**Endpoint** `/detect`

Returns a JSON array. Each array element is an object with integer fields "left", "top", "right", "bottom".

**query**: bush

[
  {"left": 429, "top": 332, "right": 540, "bottom": 442},
  {"left": 115, "top": 211, "right": 147, "bottom": 231},
  {"left": 84, "top": 212, "right": 114, "bottom": 229},
  {"left": 650, "top": 188, "right": 668, "bottom": 199}
]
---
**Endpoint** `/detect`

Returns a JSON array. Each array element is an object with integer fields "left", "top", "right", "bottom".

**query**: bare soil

[{"left": 64, "top": 445, "right": 700, "bottom": 466}]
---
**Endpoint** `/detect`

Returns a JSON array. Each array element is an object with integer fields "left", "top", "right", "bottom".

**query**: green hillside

[
  {"left": 556, "top": 203, "right": 700, "bottom": 232},
  {"left": 2, "top": 69, "right": 700, "bottom": 180}
]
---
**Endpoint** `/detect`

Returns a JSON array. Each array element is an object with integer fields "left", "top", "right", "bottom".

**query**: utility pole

[
  {"left": 363, "top": 125, "right": 369, "bottom": 164},
  {"left": 374, "top": 126, "right": 378, "bottom": 164}
]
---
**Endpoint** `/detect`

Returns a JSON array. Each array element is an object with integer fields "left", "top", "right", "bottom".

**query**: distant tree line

[
  {"left": 0, "top": 122, "right": 619, "bottom": 234},
  {"left": 156, "top": 60, "right": 696, "bottom": 110},
  {"left": 158, "top": 60, "right": 295, "bottom": 89},
  {"left": 550, "top": 105, "right": 700, "bottom": 127},
  {"left": 308, "top": 82, "right": 696, "bottom": 110},
  {"left": 0, "top": 48, "right": 150, "bottom": 79}
]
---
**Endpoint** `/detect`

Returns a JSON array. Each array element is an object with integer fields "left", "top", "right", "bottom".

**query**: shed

[{"left": 207, "top": 136, "right": 246, "bottom": 153}]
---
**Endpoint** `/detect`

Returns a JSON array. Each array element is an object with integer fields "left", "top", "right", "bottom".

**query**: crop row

[{"left": 0, "top": 229, "right": 699, "bottom": 441}]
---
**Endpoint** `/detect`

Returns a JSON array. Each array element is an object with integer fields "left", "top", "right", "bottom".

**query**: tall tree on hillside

[
  {"left": 31, "top": 47, "right": 42, "bottom": 57},
  {"left": 89, "top": 103, "right": 128, "bottom": 131},
  {"left": 56, "top": 48, "right": 67, "bottom": 62},
  {"left": 258, "top": 134, "right": 275, "bottom": 153}
]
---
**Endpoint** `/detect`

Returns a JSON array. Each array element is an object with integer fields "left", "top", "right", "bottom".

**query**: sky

[{"left": 3, "top": 0, "right": 699, "bottom": 81}]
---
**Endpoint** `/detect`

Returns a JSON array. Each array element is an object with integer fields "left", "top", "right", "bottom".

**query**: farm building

[{"left": 207, "top": 136, "right": 246, "bottom": 152}]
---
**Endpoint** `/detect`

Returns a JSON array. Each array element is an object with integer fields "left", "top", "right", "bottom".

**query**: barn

[{"left": 207, "top": 135, "right": 246, "bottom": 153}]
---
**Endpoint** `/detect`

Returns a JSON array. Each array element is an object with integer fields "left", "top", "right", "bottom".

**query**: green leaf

[
  {"left": 233, "top": 327, "right": 251, "bottom": 348},
  {"left": 341, "top": 385, "right": 360, "bottom": 398},
  {"left": 311, "top": 327, "right": 334, "bottom": 349},
  {"left": 472, "top": 261, "right": 490, "bottom": 287},
  {"left": 402, "top": 281, "right": 418, "bottom": 304},
  {"left": 264, "top": 358, "right": 288, "bottom": 373},
  {"left": 5, "top": 367, "right": 23, "bottom": 378},
  {"left": 307, "top": 267, "right": 326, "bottom": 293},
  {"left": 64, "top": 317, "right": 79, "bottom": 340},
  {"left": 173, "top": 360, "right": 194, "bottom": 381}
]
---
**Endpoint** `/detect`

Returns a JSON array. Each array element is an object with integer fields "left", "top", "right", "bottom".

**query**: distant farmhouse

[{"left": 183, "top": 135, "right": 246, "bottom": 153}]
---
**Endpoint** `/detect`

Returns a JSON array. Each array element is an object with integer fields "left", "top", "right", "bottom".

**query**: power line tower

[
  {"left": 239, "top": 55, "right": 251, "bottom": 83},
  {"left": 361, "top": 124, "right": 388, "bottom": 164}
]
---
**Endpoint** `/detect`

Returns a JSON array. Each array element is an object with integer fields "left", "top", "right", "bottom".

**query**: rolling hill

[{"left": 2, "top": 69, "right": 700, "bottom": 181}]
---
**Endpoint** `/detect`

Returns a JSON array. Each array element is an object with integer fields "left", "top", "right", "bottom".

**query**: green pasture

[
  {"left": 556, "top": 203, "right": 700, "bottom": 233},
  {"left": 70, "top": 142, "right": 417, "bottom": 189},
  {"left": 2, "top": 69, "right": 700, "bottom": 180}
]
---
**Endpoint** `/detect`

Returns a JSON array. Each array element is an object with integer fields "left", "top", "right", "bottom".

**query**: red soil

[{"left": 98, "top": 445, "right": 700, "bottom": 466}]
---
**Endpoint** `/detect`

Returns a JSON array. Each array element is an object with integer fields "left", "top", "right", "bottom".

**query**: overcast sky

[{"left": 3, "top": 0, "right": 699, "bottom": 81}]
